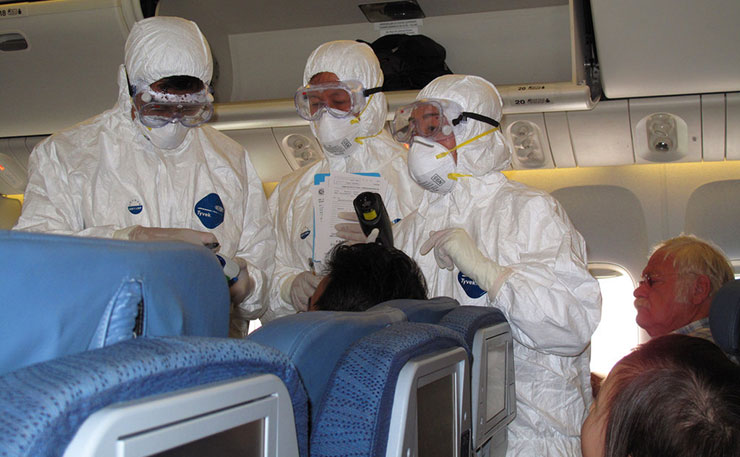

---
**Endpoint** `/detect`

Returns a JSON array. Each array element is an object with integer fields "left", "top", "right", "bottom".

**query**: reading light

[
  {"left": 281, "top": 133, "right": 321, "bottom": 169},
  {"left": 646, "top": 113, "right": 676, "bottom": 153},
  {"left": 634, "top": 112, "right": 688, "bottom": 162},
  {"left": 507, "top": 120, "right": 546, "bottom": 168}
]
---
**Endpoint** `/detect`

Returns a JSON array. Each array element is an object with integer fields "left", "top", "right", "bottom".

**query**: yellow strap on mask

[
  {"left": 433, "top": 127, "right": 500, "bottom": 160},
  {"left": 354, "top": 129, "right": 382, "bottom": 145},
  {"left": 448, "top": 173, "right": 473, "bottom": 181},
  {"left": 351, "top": 75, "right": 383, "bottom": 125},
  {"left": 457, "top": 127, "right": 499, "bottom": 150}
]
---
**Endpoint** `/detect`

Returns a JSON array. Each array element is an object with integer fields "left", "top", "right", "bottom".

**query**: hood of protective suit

[
  {"left": 417, "top": 75, "right": 511, "bottom": 176},
  {"left": 125, "top": 16, "right": 213, "bottom": 91},
  {"left": 303, "top": 40, "right": 387, "bottom": 157}
]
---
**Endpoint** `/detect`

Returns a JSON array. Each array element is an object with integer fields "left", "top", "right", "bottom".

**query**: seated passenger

[
  {"left": 581, "top": 334, "right": 740, "bottom": 457},
  {"left": 309, "top": 242, "right": 428, "bottom": 312},
  {"left": 634, "top": 234, "right": 734, "bottom": 341}
]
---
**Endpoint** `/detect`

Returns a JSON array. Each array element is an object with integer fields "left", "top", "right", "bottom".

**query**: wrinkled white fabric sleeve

[
  {"left": 13, "top": 140, "right": 119, "bottom": 238},
  {"left": 490, "top": 198, "right": 602, "bottom": 357},
  {"left": 262, "top": 183, "right": 308, "bottom": 323},
  {"left": 231, "top": 150, "right": 276, "bottom": 322}
]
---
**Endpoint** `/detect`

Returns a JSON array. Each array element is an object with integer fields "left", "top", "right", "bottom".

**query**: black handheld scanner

[{"left": 353, "top": 191, "right": 394, "bottom": 248}]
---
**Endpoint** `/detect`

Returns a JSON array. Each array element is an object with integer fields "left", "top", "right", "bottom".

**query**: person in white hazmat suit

[
  {"left": 263, "top": 40, "right": 423, "bottom": 322},
  {"left": 13, "top": 17, "right": 275, "bottom": 337},
  {"left": 390, "top": 75, "right": 602, "bottom": 456}
]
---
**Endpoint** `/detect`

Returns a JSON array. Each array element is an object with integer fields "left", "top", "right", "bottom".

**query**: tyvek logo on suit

[{"left": 194, "top": 193, "right": 225, "bottom": 229}]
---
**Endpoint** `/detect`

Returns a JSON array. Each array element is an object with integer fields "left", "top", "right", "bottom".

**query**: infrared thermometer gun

[{"left": 353, "top": 191, "right": 394, "bottom": 248}]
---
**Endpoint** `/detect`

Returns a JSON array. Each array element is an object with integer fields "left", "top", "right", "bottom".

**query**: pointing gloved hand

[
  {"left": 228, "top": 257, "right": 255, "bottom": 305},
  {"left": 335, "top": 212, "right": 380, "bottom": 243},
  {"left": 283, "top": 271, "right": 324, "bottom": 312},
  {"left": 420, "top": 228, "right": 509, "bottom": 293},
  {"left": 114, "top": 225, "right": 219, "bottom": 248},
  {"left": 335, "top": 211, "right": 367, "bottom": 243}
]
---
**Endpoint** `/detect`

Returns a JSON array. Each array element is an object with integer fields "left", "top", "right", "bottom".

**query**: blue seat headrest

[
  {"left": 710, "top": 279, "right": 740, "bottom": 355},
  {"left": 0, "top": 230, "right": 230, "bottom": 375},
  {"left": 439, "top": 306, "right": 508, "bottom": 348},
  {"left": 374, "top": 296, "right": 460, "bottom": 323},
  {"left": 248, "top": 305, "right": 406, "bottom": 423}
]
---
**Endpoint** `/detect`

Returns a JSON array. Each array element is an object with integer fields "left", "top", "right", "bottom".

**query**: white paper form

[{"left": 312, "top": 172, "right": 387, "bottom": 267}]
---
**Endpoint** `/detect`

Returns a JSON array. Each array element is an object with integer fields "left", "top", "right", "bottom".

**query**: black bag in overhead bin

[{"left": 362, "top": 34, "right": 452, "bottom": 91}]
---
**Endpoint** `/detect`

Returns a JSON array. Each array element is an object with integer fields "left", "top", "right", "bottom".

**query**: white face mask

[
  {"left": 408, "top": 136, "right": 457, "bottom": 194},
  {"left": 136, "top": 119, "right": 190, "bottom": 150},
  {"left": 314, "top": 115, "right": 362, "bottom": 157}
]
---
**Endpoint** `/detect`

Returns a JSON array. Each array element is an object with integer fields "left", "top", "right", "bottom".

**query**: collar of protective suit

[
  {"left": 114, "top": 65, "right": 195, "bottom": 155},
  {"left": 417, "top": 171, "right": 509, "bottom": 218}
]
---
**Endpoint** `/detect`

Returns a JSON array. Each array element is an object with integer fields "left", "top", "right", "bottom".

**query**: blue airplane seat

[
  {"left": 439, "top": 305, "right": 508, "bottom": 348},
  {"left": 440, "top": 306, "right": 516, "bottom": 457},
  {"left": 310, "top": 322, "right": 470, "bottom": 457},
  {"left": 0, "top": 336, "right": 308, "bottom": 457},
  {"left": 374, "top": 296, "right": 460, "bottom": 323},
  {"left": 0, "top": 230, "right": 230, "bottom": 375},
  {"left": 248, "top": 305, "right": 407, "bottom": 424},
  {"left": 710, "top": 278, "right": 740, "bottom": 358}
]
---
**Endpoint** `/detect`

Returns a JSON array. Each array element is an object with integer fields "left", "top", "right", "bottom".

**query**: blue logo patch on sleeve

[
  {"left": 194, "top": 193, "right": 225, "bottom": 229},
  {"left": 300, "top": 229, "right": 311, "bottom": 240},
  {"left": 127, "top": 199, "right": 142, "bottom": 215},
  {"left": 458, "top": 272, "right": 487, "bottom": 299}
]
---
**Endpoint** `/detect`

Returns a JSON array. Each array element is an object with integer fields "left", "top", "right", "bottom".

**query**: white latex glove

[
  {"left": 229, "top": 257, "right": 255, "bottom": 306},
  {"left": 334, "top": 211, "right": 367, "bottom": 243},
  {"left": 114, "top": 225, "right": 219, "bottom": 249},
  {"left": 282, "top": 271, "right": 324, "bottom": 312},
  {"left": 335, "top": 212, "right": 381, "bottom": 244},
  {"left": 420, "top": 228, "right": 507, "bottom": 293}
]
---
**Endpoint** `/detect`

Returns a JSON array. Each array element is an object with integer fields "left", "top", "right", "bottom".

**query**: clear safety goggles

[
  {"left": 294, "top": 79, "right": 383, "bottom": 121},
  {"left": 390, "top": 98, "right": 500, "bottom": 144},
  {"left": 133, "top": 86, "right": 214, "bottom": 128}
]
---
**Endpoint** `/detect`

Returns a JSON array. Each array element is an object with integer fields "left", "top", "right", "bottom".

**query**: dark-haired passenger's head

[
  {"left": 310, "top": 243, "right": 428, "bottom": 312},
  {"left": 581, "top": 334, "right": 740, "bottom": 457}
]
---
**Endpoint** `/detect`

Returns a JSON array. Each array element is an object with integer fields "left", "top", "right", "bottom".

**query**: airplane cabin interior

[{"left": 1, "top": 0, "right": 739, "bottom": 456}]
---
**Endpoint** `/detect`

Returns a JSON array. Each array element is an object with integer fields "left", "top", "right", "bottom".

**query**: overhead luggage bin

[{"left": 0, "top": 0, "right": 144, "bottom": 138}]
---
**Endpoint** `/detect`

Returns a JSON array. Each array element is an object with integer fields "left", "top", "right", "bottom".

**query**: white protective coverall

[
  {"left": 14, "top": 17, "right": 275, "bottom": 333},
  {"left": 393, "top": 75, "right": 602, "bottom": 456},
  {"left": 264, "top": 40, "right": 424, "bottom": 322}
]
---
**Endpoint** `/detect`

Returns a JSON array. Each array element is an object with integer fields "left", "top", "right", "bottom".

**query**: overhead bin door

[{"left": 0, "top": 0, "right": 140, "bottom": 137}]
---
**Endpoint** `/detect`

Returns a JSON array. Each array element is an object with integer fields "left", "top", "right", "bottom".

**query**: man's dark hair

[
  {"left": 604, "top": 334, "right": 740, "bottom": 457},
  {"left": 312, "top": 242, "right": 427, "bottom": 312},
  {"left": 128, "top": 75, "right": 205, "bottom": 97},
  {"left": 153, "top": 75, "right": 205, "bottom": 93}
]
